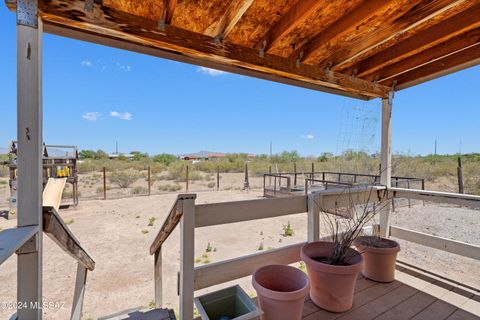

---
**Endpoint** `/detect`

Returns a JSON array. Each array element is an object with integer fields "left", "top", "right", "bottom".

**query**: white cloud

[
  {"left": 197, "top": 67, "right": 226, "bottom": 76},
  {"left": 81, "top": 59, "right": 92, "bottom": 67},
  {"left": 300, "top": 134, "right": 314, "bottom": 140},
  {"left": 110, "top": 111, "right": 132, "bottom": 120},
  {"left": 116, "top": 62, "right": 131, "bottom": 72},
  {"left": 82, "top": 112, "right": 101, "bottom": 121}
]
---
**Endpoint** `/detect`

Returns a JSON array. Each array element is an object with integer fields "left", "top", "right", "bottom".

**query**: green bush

[
  {"left": 109, "top": 169, "right": 140, "bottom": 188},
  {"left": 158, "top": 183, "right": 181, "bottom": 192},
  {"left": 131, "top": 186, "right": 148, "bottom": 195}
]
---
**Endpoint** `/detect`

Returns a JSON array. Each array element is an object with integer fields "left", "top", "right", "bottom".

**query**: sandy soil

[{"left": 1, "top": 188, "right": 479, "bottom": 319}]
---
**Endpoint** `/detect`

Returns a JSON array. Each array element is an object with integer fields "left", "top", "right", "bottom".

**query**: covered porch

[{"left": 1, "top": 0, "right": 480, "bottom": 319}]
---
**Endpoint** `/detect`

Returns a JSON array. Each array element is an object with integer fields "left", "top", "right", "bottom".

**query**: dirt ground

[{"left": 1, "top": 188, "right": 479, "bottom": 319}]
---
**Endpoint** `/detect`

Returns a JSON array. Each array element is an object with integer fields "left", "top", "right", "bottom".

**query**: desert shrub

[
  {"left": 158, "top": 183, "right": 181, "bottom": 192},
  {"left": 207, "top": 182, "right": 215, "bottom": 188},
  {"left": 152, "top": 153, "right": 177, "bottom": 166},
  {"left": 109, "top": 169, "right": 140, "bottom": 188},
  {"left": 62, "top": 190, "right": 81, "bottom": 199},
  {"left": 96, "top": 186, "right": 111, "bottom": 194},
  {"left": 0, "top": 180, "right": 7, "bottom": 185},
  {"left": 132, "top": 186, "right": 148, "bottom": 195}
]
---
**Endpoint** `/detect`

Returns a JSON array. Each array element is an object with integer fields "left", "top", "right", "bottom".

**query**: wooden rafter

[
  {"left": 254, "top": 0, "right": 324, "bottom": 52},
  {"left": 331, "top": 0, "right": 470, "bottom": 72},
  {"left": 372, "top": 28, "right": 480, "bottom": 83},
  {"left": 354, "top": 3, "right": 480, "bottom": 78},
  {"left": 6, "top": 0, "right": 390, "bottom": 99},
  {"left": 290, "top": 0, "right": 392, "bottom": 65},
  {"left": 204, "top": 0, "right": 253, "bottom": 39},
  {"left": 161, "top": 0, "right": 176, "bottom": 25},
  {"left": 388, "top": 44, "right": 480, "bottom": 89}
]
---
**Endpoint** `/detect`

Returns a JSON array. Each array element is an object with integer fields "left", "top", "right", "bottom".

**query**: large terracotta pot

[
  {"left": 300, "top": 241, "right": 362, "bottom": 312},
  {"left": 353, "top": 236, "right": 400, "bottom": 283},
  {"left": 252, "top": 264, "right": 309, "bottom": 320}
]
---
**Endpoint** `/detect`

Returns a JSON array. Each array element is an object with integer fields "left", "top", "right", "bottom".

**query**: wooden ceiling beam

[
  {"left": 162, "top": 0, "right": 176, "bottom": 25},
  {"left": 354, "top": 3, "right": 480, "bottom": 78},
  {"left": 290, "top": 0, "right": 392, "bottom": 65},
  {"left": 331, "top": 0, "right": 469, "bottom": 72},
  {"left": 370, "top": 27, "right": 480, "bottom": 83},
  {"left": 204, "top": 0, "right": 254, "bottom": 39},
  {"left": 254, "top": 0, "right": 324, "bottom": 52},
  {"left": 9, "top": 0, "right": 390, "bottom": 99},
  {"left": 392, "top": 44, "right": 480, "bottom": 90}
]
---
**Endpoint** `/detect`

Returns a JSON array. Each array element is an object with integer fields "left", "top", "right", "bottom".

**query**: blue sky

[{"left": 0, "top": 6, "right": 479, "bottom": 156}]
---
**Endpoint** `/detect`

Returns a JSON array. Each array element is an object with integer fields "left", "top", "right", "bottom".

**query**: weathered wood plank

[
  {"left": 205, "top": 0, "right": 253, "bottom": 39},
  {"left": 161, "top": 0, "right": 176, "bottom": 25},
  {"left": 71, "top": 262, "right": 87, "bottom": 320},
  {"left": 5, "top": 0, "right": 391, "bottom": 100},
  {"left": 410, "top": 299, "right": 457, "bottom": 320},
  {"left": 194, "top": 242, "right": 305, "bottom": 291},
  {"left": 16, "top": 10, "right": 43, "bottom": 318},
  {"left": 43, "top": 206, "right": 95, "bottom": 271},
  {"left": 380, "top": 97, "right": 392, "bottom": 237},
  {"left": 292, "top": 0, "right": 392, "bottom": 64},
  {"left": 331, "top": 0, "right": 468, "bottom": 71},
  {"left": 0, "top": 226, "right": 39, "bottom": 265},
  {"left": 390, "top": 226, "right": 480, "bottom": 260},
  {"left": 149, "top": 193, "right": 196, "bottom": 254},
  {"left": 154, "top": 248, "right": 162, "bottom": 308},
  {"left": 179, "top": 198, "right": 195, "bottom": 320},
  {"left": 255, "top": 0, "right": 325, "bottom": 52},
  {"left": 195, "top": 195, "right": 307, "bottom": 228},
  {"left": 386, "top": 44, "right": 480, "bottom": 88},
  {"left": 389, "top": 187, "right": 480, "bottom": 208},
  {"left": 354, "top": 3, "right": 480, "bottom": 78},
  {"left": 338, "top": 285, "right": 417, "bottom": 320},
  {"left": 369, "top": 27, "right": 480, "bottom": 83},
  {"left": 375, "top": 291, "right": 437, "bottom": 320}
]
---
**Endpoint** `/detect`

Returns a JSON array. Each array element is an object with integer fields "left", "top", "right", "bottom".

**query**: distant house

[
  {"left": 108, "top": 153, "right": 135, "bottom": 160},
  {"left": 179, "top": 151, "right": 255, "bottom": 161}
]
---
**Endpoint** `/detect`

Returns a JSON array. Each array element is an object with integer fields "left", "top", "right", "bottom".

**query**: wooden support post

[
  {"left": 185, "top": 165, "right": 189, "bottom": 192},
  {"left": 71, "top": 263, "right": 87, "bottom": 320},
  {"left": 179, "top": 197, "right": 196, "bottom": 320},
  {"left": 102, "top": 167, "right": 107, "bottom": 200},
  {"left": 322, "top": 172, "right": 325, "bottom": 181},
  {"left": 307, "top": 194, "right": 320, "bottom": 242},
  {"left": 380, "top": 94, "right": 393, "bottom": 237},
  {"left": 243, "top": 162, "right": 250, "bottom": 190},
  {"left": 16, "top": 5, "right": 43, "bottom": 318},
  {"left": 311, "top": 163, "right": 314, "bottom": 184},
  {"left": 457, "top": 157, "right": 464, "bottom": 194},
  {"left": 216, "top": 166, "right": 220, "bottom": 191},
  {"left": 293, "top": 162, "right": 297, "bottom": 186},
  {"left": 154, "top": 248, "right": 162, "bottom": 307},
  {"left": 269, "top": 166, "right": 272, "bottom": 186},
  {"left": 147, "top": 166, "right": 151, "bottom": 196}
]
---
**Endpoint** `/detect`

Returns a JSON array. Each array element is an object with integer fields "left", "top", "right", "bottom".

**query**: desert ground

[{"left": 1, "top": 186, "right": 479, "bottom": 319}]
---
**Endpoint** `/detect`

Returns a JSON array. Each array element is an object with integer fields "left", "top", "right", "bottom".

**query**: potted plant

[
  {"left": 353, "top": 235, "right": 400, "bottom": 282},
  {"left": 252, "top": 264, "right": 309, "bottom": 320},
  {"left": 301, "top": 187, "right": 388, "bottom": 312}
]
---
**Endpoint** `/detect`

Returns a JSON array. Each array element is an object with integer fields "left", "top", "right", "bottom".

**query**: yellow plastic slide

[{"left": 42, "top": 178, "right": 67, "bottom": 211}]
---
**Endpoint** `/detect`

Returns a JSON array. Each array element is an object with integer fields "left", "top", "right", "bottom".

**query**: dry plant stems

[{"left": 314, "top": 186, "right": 389, "bottom": 265}]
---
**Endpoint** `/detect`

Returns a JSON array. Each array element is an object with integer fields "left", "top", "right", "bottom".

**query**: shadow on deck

[{"left": 302, "top": 261, "right": 480, "bottom": 320}]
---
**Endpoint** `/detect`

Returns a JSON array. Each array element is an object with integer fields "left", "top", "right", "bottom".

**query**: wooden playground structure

[
  {"left": 1, "top": 0, "right": 480, "bottom": 319},
  {"left": 4, "top": 142, "right": 79, "bottom": 217}
]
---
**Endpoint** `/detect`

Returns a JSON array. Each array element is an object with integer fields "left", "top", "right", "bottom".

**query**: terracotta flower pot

[
  {"left": 252, "top": 264, "right": 310, "bottom": 320},
  {"left": 354, "top": 236, "right": 400, "bottom": 283},
  {"left": 300, "top": 241, "right": 362, "bottom": 313}
]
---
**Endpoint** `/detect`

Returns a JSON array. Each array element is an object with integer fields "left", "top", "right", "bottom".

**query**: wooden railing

[
  {"left": 386, "top": 187, "right": 480, "bottom": 261},
  {"left": 151, "top": 185, "right": 480, "bottom": 320},
  {"left": 151, "top": 185, "right": 386, "bottom": 319},
  {"left": 0, "top": 207, "right": 95, "bottom": 320}
]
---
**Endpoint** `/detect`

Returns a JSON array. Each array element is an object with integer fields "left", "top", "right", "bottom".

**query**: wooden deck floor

[{"left": 302, "top": 261, "right": 480, "bottom": 320}]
